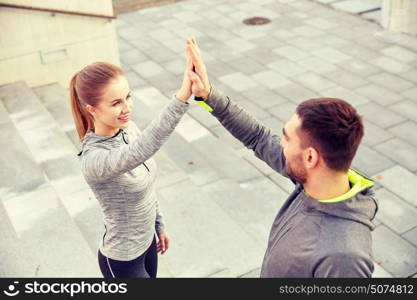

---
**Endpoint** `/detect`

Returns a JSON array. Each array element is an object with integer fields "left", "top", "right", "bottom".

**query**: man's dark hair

[{"left": 296, "top": 98, "right": 364, "bottom": 172}]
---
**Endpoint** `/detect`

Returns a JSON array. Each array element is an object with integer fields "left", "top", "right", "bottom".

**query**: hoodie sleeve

[
  {"left": 155, "top": 199, "right": 165, "bottom": 233},
  {"left": 313, "top": 252, "right": 373, "bottom": 278},
  {"left": 81, "top": 97, "right": 189, "bottom": 181},
  {"left": 202, "top": 86, "right": 288, "bottom": 177}
]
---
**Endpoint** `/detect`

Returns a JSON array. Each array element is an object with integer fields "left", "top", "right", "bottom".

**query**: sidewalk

[{"left": 116, "top": 0, "right": 417, "bottom": 277}]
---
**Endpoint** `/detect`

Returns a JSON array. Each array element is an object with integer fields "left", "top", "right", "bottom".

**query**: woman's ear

[{"left": 85, "top": 104, "right": 96, "bottom": 118}]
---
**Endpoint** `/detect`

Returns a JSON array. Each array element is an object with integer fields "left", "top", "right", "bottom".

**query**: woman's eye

[{"left": 113, "top": 101, "right": 120, "bottom": 106}]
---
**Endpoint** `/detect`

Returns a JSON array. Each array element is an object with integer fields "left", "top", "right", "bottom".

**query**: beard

[{"left": 285, "top": 154, "right": 307, "bottom": 185}]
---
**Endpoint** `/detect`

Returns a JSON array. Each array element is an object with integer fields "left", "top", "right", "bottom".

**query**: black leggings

[{"left": 98, "top": 236, "right": 158, "bottom": 278}]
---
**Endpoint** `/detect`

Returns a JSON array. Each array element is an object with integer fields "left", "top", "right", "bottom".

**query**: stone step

[
  {"left": 0, "top": 201, "right": 36, "bottom": 277},
  {"left": 1, "top": 81, "right": 91, "bottom": 202},
  {"left": 32, "top": 83, "right": 80, "bottom": 151},
  {"left": 0, "top": 101, "right": 46, "bottom": 201},
  {"left": 0, "top": 82, "right": 102, "bottom": 276},
  {"left": 156, "top": 178, "right": 266, "bottom": 277},
  {"left": 2, "top": 184, "right": 101, "bottom": 277},
  {"left": 1, "top": 82, "right": 77, "bottom": 164}
]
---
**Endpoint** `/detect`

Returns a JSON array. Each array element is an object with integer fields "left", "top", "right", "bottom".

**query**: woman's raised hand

[{"left": 175, "top": 40, "right": 194, "bottom": 103}]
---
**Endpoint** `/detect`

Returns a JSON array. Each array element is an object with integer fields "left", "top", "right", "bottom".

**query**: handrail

[{"left": 0, "top": 2, "right": 116, "bottom": 20}]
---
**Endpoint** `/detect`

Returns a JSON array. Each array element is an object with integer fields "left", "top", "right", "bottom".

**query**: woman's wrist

[{"left": 175, "top": 90, "right": 189, "bottom": 103}]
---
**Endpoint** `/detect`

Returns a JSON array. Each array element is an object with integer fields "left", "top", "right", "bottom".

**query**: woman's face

[{"left": 88, "top": 75, "right": 133, "bottom": 135}]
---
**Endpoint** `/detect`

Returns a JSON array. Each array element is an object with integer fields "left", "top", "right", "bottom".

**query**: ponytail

[{"left": 69, "top": 73, "right": 94, "bottom": 142}]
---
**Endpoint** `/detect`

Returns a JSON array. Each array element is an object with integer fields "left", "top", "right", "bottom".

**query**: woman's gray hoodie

[
  {"left": 202, "top": 86, "right": 378, "bottom": 278},
  {"left": 78, "top": 97, "right": 189, "bottom": 261}
]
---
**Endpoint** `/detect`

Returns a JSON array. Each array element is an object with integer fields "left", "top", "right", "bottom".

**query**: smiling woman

[
  {"left": 69, "top": 62, "right": 124, "bottom": 141},
  {"left": 68, "top": 54, "right": 193, "bottom": 278},
  {"left": 85, "top": 74, "right": 133, "bottom": 137}
]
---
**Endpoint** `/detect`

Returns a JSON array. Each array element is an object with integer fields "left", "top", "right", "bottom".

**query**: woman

[{"left": 69, "top": 40, "right": 193, "bottom": 278}]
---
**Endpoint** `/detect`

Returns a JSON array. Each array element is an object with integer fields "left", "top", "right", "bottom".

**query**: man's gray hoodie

[
  {"left": 202, "top": 87, "right": 378, "bottom": 278},
  {"left": 78, "top": 97, "right": 189, "bottom": 261}
]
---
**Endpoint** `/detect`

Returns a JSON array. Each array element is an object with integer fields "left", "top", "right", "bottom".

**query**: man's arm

[
  {"left": 202, "top": 86, "right": 288, "bottom": 177},
  {"left": 313, "top": 253, "right": 373, "bottom": 278},
  {"left": 186, "top": 37, "right": 287, "bottom": 176}
]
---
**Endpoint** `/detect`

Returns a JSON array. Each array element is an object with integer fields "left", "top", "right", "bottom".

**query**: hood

[
  {"left": 77, "top": 128, "right": 128, "bottom": 156},
  {"left": 302, "top": 169, "right": 378, "bottom": 230}
]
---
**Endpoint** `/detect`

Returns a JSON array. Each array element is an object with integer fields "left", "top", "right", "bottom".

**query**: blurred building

[{"left": 0, "top": 0, "right": 120, "bottom": 87}]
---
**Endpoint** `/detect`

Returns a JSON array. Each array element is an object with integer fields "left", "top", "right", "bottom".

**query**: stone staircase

[
  {"left": 0, "top": 80, "right": 394, "bottom": 277},
  {"left": 0, "top": 82, "right": 100, "bottom": 277}
]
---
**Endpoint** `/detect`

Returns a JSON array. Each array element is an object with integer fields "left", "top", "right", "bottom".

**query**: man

[{"left": 186, "top": 38, "right": 378, "bottom": 277}]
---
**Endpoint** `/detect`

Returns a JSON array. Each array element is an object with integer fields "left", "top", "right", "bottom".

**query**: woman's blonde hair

[{"left": 69, "top": 62, "right": 124, "bottom": 142}]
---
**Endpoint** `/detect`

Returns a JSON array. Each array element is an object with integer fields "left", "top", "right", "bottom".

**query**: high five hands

[
  {"left": 176, "top": 37, "right": 211, "bottom": 102},
  {"left": 186, "top": 38, "right": 211, "bottom": 100}
]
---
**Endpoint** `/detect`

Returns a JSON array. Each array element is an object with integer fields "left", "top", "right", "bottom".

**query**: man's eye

[
  {"left": 113, "top": 101, "right": 120, "bottom": 106},
  {"left": 127, "top": 94, "right": 132, "bottom": 100}
]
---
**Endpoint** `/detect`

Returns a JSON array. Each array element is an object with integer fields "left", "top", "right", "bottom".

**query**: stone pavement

[{"left": 1, "top": 0, "right": 417, "bottom": 278}]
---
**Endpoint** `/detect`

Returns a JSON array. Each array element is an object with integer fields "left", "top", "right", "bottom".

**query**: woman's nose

[{"left": 122, "top": 101, "right": 132, "bottom": 113}]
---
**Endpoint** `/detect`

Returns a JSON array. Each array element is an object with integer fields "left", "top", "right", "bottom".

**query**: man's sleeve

[{"left": 199, "top": 86, "right": 288, "bottom": 177}]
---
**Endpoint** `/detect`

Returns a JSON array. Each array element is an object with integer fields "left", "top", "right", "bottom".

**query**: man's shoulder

[{"left": 315, "top": 216, "right": 373, "bottom": 254}]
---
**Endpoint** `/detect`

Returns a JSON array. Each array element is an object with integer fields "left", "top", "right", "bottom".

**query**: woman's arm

[
  {"left": 81, "top": 98, "right": 189, "bottom": 181},
  {"left": 81, "top": 40, "right": 194, "bottom": 181}
]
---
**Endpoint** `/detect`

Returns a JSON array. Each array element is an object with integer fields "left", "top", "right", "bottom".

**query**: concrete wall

[
  {"left": 382, "top": 0, "right": 417, "bottom": 35},
  {"left": 0, "top": 0, "right": 120, "bottom": 87},
  {"left": 112, "top": 0, "right": 182, "bottom": 15}
]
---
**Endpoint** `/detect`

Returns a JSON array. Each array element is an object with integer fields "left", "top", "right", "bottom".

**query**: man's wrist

[{"left": 195, "top": 87, "right": 210, "bottom": 101}]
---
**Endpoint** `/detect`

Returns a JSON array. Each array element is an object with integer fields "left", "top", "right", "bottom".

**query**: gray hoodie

[
  {"left": 78, "top": 97, "right": 189, "bottom": 261},
  {"left": 202, "top": 86, "right": 378, "bottom": 278}
]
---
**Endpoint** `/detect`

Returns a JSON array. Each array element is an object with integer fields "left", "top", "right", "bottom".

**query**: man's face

[{"left": 280, "top": 114, "right": 308, "bottom": 184}]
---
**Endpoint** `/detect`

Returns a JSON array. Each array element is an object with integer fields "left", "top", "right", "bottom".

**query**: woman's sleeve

[
  {"left": 81, "top": 97, "right": 189, "bottom": 181},
  {"left": 155, "top": 199, "right": 165, "bottom": 233}
]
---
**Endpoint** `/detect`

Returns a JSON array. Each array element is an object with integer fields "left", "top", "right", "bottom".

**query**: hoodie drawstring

[
  {"left": 122, "top": 129, "right": 149, "bottom": 172},
  {"left": 121, "top": 130, "right": 129, "bottom": 144}
]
